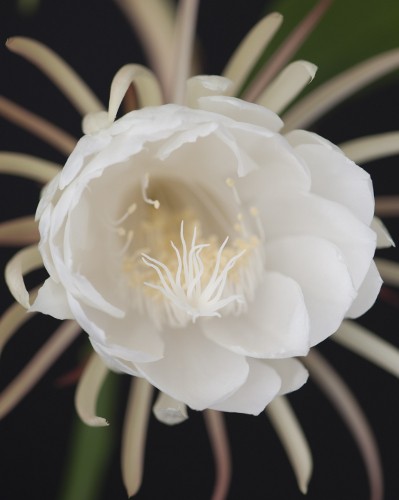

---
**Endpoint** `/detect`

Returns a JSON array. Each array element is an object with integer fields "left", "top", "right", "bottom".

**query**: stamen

[
  {"left": 141, "top": 173, "right": 160, "bottom": 209},
  {"left": 114, "top": 203, "right": 137, "bottom": 226},
  {"left": 225, "top": 177, "right": 241, "bottom": 205},
  {"left": 118, "top": 230, "right": 134, "bottom": 256},
  {"left": 141, "top": 222, "right": 246, "bottom": 323},
  {"left": 250, "top": 206, "right": 266, "bottom": 241}
]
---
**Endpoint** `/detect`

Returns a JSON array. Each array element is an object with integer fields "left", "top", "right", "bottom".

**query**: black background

[{"left": 0, "top": 0, "right": 399, "bottom": 499}]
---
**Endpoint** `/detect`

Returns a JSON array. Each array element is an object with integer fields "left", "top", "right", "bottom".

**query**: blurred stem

[{"left": 58, "top": 372, "right": 120, "bottom": 500}]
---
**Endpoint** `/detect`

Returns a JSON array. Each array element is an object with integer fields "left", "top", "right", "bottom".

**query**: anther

[{"left": 142, "top": 173, "right": 160, "bottom": 209}]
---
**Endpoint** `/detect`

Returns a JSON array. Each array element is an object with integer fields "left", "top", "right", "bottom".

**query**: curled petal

[
  {"left": 5, "top": 245, "right": 43, "bottom": 309},
  {"left": 114, "top": 0, "right": 175, "bottom": 91},
  {"left": 244, "top": 0, "right": 332, "bottom": 102},
  {"left": 0, "top": 288, "right": 39, "bottom": 354},
  {"left": 0, "top": 152, "right": 61, "bottom": 183},
  {"left": 204, "top": 410, "right": 232, "bottom": 500},
  {"left": 222, "top": 13, "right": 283, "bottom": 95},
  {"left": 0, "top": 216, "right": 39, "bottom": 246},
  {"left": 283, "top": 48, "right": 399, "bottom": 130},
  {"left": 75, "top": 353, "right": 110, "bottom": 427},
  {"left": 0, "top": 97, "right": 77, "bottom": 155},
  {"left": 304, "top": 350, "right": 384, "bottom": 500},
  {"left": 333, "top": 320, "right": 399, "bottom": 378},
  {"left": 153, "top": 392, "right": 188, "bottom": 425},
  {"left": 340, "top": 131, "right": 399, "bottom": 164},
  {"left": 108, "top": 64, "right": 163, "bottom": 122},
  {"left": 6, "top": 37, "right": 103, "bottom": 115},
  {"left": 121, "top": 378, "right": 153, "bottom": 497},
  {"left": 266, "top": 396, "right": 313, "bottom": 494},
  {"left": 0, "top": 321, "right": 80, "bottom": 419},
  {"left": 257, "top": 60, "right": 317, "bottom": 114}
]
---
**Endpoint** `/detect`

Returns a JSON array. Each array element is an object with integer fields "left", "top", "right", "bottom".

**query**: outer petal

[
  {"left": 67, "top": 295, "right": 164, "bottom": 363},
  {"left": 209, "top": 358, "right": 281, "bottom": 415},
  {"left": 346, "top": 261, "right": 382, "bottom": 319},
  {"left": 203, "top": 272, "right": 310, "bottom": 358},
  {"left": 30, "top": 277, "right": 74, "bottom": 320},
  {"left": 237, "top": 140, "right": 311, "bottom": 199},
  {"left": 371, "top": 217, "right": 395, "bottom": 248},
  {"left": 135, "top": 326, "right": 249, "bottom": 411},
  {"left": 197, "top": 95, "right": 283, "bottom": 132},
  {"left": 286, "top": 131, "right": 374, "bottom": 225},
  {"left": 266, "top": 358, "right": 309, "bottom": 396},
  {"left": 264, "top": 236, "right": 357, "bottom": 345},
  {"left": 258, "top": 192, "right": 376, "bottom": 289}
]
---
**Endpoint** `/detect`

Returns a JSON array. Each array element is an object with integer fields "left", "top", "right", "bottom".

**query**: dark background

[{"left": 0, "top": 0, "right": 399, "bottom": 499}]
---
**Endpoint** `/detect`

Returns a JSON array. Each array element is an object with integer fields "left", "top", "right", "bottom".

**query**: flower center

[{"left": 113, "top": 175, "right": 264, "bottom": 328}]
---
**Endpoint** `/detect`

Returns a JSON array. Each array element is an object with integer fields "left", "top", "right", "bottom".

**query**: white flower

[{"left": 30, "top": 95, "right": 379, "bottom": 414}]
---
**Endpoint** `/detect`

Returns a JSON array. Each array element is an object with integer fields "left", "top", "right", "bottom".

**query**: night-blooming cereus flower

[{"left": 30, "top": 93, "right": 379, "bottom": 414}]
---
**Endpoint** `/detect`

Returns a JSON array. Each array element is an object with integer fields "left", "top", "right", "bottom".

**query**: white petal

[
  {"left": 197, "top": 95, "right": 283, "bottom": 132},
  {"left": 266, "top": 358, "right": 309, "bottom": 396},
  {"left": 67, "top": 295, "right": 164, "bottom": 363},
  {"left": 135, "top": 326, "right": 249, "bottom": 411},
  {"left": 30, "top": 277, "right": 74, "bottom": 320},
  {"left": 346, "top": 261, "right": 382, "bottom": 319},
  {"left": 153, "top": 392, "right": 188, "bottom": 425},
  {"left": 371, "top": 217, "right": 395, "bottom": 248},
  {"left": 209, "top": 358, "right": 281, "bottom": 415},
  {"left": 264, "top": 236, "right": 356, "bottom": 345},
  {"left": 285, "top": 133, "right": 374, "bottom": 225},
  {"left": 186, "top": 75, "right": 234, "bottom": 108},
  {"left": 237, "top": 138, "right": 311, "bottom": 198},
  {"left": 203, "top": 272, "right": 310, "bottom": 358},
  {"left": 259, "top": 192, "right": 376, "bottom": 289}
]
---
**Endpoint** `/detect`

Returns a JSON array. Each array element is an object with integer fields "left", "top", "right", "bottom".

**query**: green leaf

[
  {"left": 58, "top": 372, "right": 120, "bottom": 500},
  {"left": 263, "top": 0, "right": 399, "bottom": 88}
]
